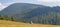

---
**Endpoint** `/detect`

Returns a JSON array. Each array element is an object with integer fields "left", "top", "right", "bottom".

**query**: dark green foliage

[
  {"left": 4, "top": 15, "right": 9, "bottom": 20},
  {"left": 0, "top": 14, "right": 15, "bottom": 21},
  {"left": 0, "top": 14, "right": 3, "bottom": 20},
  {"left": 10, "top": 16, "right": 14, "bottom": 21}
]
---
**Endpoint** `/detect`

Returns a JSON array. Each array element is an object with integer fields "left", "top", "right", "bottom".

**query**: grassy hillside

[{"left": 0, "top": 20, "right": 59, "bottom": 27}]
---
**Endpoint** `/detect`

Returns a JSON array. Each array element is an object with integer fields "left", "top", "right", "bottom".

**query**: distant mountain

[{"left": 0, "top": 3, "right": 60, "bottom": 25}]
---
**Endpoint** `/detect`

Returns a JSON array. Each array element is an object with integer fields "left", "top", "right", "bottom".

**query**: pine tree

[
  {"left": 11, "top": 16, "right": 14, "bottom": 21},
  {"left": 0, "top": 14, "right": 3, "bottom": 20},
  {"left": 4, "top": 15, "right": 9, "bottom": 20}
]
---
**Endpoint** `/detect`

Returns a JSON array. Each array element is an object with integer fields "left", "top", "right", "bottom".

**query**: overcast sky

[{"left": 0, "top": 0, "right": 60, "bottom": 11}]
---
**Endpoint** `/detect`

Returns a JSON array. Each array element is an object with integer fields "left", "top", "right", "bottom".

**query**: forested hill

[{"left": 0, "top": 3, "right": 60, "bottom": 25}]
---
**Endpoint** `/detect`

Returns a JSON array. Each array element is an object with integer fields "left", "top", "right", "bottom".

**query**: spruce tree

[
  {"left": 4, "top": 15, "right": 9, "bottom": 20},
  {"left": 11, "top": 16, "right": 14, "bottom": 21},
  {"left": 0, "top": 14, "right": 3, "bottom": 20}
]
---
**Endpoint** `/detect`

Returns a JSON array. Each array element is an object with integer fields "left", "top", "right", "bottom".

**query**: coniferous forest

[{"left": 0, "top": 3, "right": 60, "bottom": 25}]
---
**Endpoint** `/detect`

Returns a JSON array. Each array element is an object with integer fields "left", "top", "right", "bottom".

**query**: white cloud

[
  {"left": 0, "top": 3, "right": 6, "bottom": 11},
  {"left": 37, "top": 0, "right": 54, "bottom": 2},
  {"left": 37, "top": 0, "right": 60, "bottom": 3},
  {"left": 37, "top": 0, "right": 60, "bottom": 6}
]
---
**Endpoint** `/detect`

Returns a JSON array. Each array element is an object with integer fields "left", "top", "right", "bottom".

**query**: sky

[{"left": 0, "top": 0, "right": 60, "bottom": 11}]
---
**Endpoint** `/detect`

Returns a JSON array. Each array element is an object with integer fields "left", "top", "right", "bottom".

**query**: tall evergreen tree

[
  {"left": 4, "top": 15, "right": 9, "bottom": 20},
  {"left": 11, "top": 16, "right": 14, "bottom": 21},
  {"left": 0, "top": 14, "right": 3, "bottom": 20}
]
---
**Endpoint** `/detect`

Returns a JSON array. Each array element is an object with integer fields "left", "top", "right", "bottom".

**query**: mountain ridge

[{"left": 0, "top": 3, "right": 60, "bottom": 25}]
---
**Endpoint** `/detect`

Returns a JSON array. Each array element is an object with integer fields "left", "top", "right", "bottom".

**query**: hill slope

[
  {"left": 0, "top": 20, "right": 59, "bottom": 27},
  {"left": 1, "top": 3, "right": 60, "bottom": 25},
  {"left": 1, "top": 3, "right": 47, "bottom": 16}
]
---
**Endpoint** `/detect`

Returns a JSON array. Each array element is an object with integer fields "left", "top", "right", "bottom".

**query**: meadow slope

[{"left": 0, "top": 20, "right": 59, "bottom": 27}]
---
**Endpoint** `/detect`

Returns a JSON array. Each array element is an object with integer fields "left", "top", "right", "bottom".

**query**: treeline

[
  {"left": 0, "top": 12, "right": 60, "bottom": 25},
  {"left": 0, "top": 14, "right": 14, "bottom": 21},
  {"left": 21, "top": 12, "right": 60, "bottom": 25}
]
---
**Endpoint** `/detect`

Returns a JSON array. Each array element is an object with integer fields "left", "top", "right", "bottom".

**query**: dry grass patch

[{"left": 0, "top": 20, "right": 59, "bottom": 27}]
